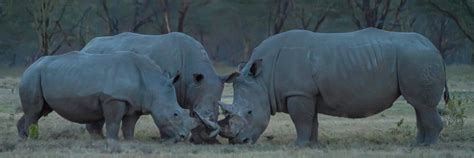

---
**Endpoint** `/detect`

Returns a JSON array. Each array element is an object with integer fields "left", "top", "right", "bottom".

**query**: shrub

[{"left": 443, "top": 95, "right": 468, "bottom": 128}]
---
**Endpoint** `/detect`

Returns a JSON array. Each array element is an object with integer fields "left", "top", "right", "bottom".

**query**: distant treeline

[{"left": 0, "top": 0, "right": 473, "bottom": 67}]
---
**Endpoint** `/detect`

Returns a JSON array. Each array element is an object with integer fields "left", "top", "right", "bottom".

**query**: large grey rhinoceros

[
  {"left": 17, "top": 51, "right": 198, "bottom": 143},
  {"left": 81, "top": 32, "right": 233, "bottom": 144},
  {"left": 219, "top": 28, "right": 449, "bottom": 146}
]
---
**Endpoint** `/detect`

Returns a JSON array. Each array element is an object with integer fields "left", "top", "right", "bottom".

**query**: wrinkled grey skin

[
  {"left": 219, "top": 28, "right": 449, "bottom": 146},
  {"left": 81, "top": 32, "right": 233, "bottom": 144},
  {"left": 17, "top": 51, "right": 198, "bottom": 143}
]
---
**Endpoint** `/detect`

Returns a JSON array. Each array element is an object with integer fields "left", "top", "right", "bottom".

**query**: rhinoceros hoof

[{"left": 106, "top": 139, "right": 122, "bottom": 153}]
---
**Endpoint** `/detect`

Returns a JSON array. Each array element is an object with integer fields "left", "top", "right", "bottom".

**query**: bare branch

[
  {"left": 313, "top": 13, "right": 327, "bottom": 32},
  {"left": 272, "top": 0, "right": 293, "bottom": 34},
  {"left": 313, "top": 3, "right": 333, "bottom": 32},
  {"left": 347, "top": 0, "right": 362, "bottom": 29},
  {"left": 429, "top": 0, "right": 474, "bottom": 42},
  {"left": 130, "top": 0, "right": 155, "bottom": 32},
  {"left": 99, "top": 0, "right": 119, "bottom": 35},
  {"left": 376, "top": 0, "right": 391, "bottom": 29},
  {"left": 388, "top": 0, "right": 407, "bottom": 30},
  {"left": 177, "top": 0, "right": 190, "bottom": 32},
  {"left": 461, "top": 0, "right": 474, "bottom": 16},
  {"left": 160, "top": 0, "right": 171, "bottom": 33}
]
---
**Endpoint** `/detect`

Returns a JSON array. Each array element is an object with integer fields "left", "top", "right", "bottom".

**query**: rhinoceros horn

[
  {"left": 194, "top": 110, "right": 220, "bottom": 138},
  {"left": 218, "top": 101, "right": 237, "bottom": 115}
]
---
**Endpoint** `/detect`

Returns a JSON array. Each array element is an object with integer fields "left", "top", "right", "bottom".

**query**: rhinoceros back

[
  {"left": 42, "top": 52, "right": 137, "bottom": 99},
  {"left": 82, "top": 32, "right": 213, "bottom": 78}
]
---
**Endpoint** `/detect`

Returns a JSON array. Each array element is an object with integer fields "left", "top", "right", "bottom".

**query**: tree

[
  {"left": 422, "top": 16, "right": 464, "bottom": 58},
  {"left": 97, "top": 0, "right": 121, "bottom": 35},
  {"left": 2, "top": 0, "right": 473, "bottom": 66},
  {"left": 131, "top": 0, "right": 155, "bottom": 32},
  {"left": 177, "top": 0, "right": 190, "bottom": 32},
  {"left": 97, "top": 0, "right": 158, "bottom": 35},
  {"left": 26, "top": 0, "right": 69, "bottom": 61},
  {"left": 346, "top": 0, "right": 407, "bottom": 30},
  {"left": 74, "top": 6, "right": 93, "bottom": 47},
  {"left": 159, "top": 0, "right": 171, "bottom": 33},
  {"left": 267, "top": 0, "right": 294, "bottom": 35},
  {"left": 428, "top": 0, "right": 474, "bottom": 43},
  {"left": 292, "top": 0, "right": 333, "bottom": 32},
  {"left": 156, "top": 0, "right": 196, "bottom": 33},
  {"left": 427, "top": 0, "right": 474, "bottom": 62}
]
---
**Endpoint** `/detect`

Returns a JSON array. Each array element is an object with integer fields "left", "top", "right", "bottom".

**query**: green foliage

[
  {"left": 444, "top": 95, "right": 468, "bottom": 128},
  {"left": 28, "top": 124, "right": 39, "bottom": 139}
]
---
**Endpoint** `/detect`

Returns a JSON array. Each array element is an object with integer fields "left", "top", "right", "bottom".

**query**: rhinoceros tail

[
  {"left": 443, "top": 62, "right": 450, "bottom": 104},
  {"left": 444, "top": 79, "right": 450, "bottom": 104}
]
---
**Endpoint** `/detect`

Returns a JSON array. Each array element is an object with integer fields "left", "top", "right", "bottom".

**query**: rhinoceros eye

[
  {"left": 173, "top": 113, "right": 178, "bottom": 117},
  {"left": 247, "top": 110, "right": 252, "bottom": 115}
]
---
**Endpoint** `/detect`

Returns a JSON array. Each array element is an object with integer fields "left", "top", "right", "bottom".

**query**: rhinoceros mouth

[
  {"left": 217, "top": 116, "right": 238, "bottom": 138},
  {"left": 229, "top": 134, "right": 253, "bottom": 144},
  {"left": 219, "top": 130, "right": 238, "bottom": 139},
  {"left": 193, "top": 111, "right": 220, "bottom": 138}
]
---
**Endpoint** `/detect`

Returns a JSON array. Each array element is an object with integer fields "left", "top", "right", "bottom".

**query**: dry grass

[
  {"left": 0, "top": 66, "right": 25, "bottom": 78},
  {"left": 0, "top": 65, "right": 474, "bottom": 157}
]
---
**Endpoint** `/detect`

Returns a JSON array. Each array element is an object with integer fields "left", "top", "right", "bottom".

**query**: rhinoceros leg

[
  {"left": 412, "top": 106, "right": 442, "bottom": 145},
  {"left": 86, "top": 120, "right": 105, "bottom": 139},
  {"left": 414, "top": 109, "right": 425, "bottom": 144},
  {"left": 19, "top": 114, "right": 41, "bottom": 138},
  {"left": 17, "top": 103, "right": 52, "bottom": 139},
  {"left": 398, "top": 62, "right": 445, "bottom": 145},
  {"left": 102, "top": 100, "right": 126, "bottom": 140},
  {"left": 310, "top": 112, "right": 319, "bottom": 143},
  {"left": 17, "top": 116, "right": 27, "bottom": 138},
  {"left": 287, "top": 96, "right": 316, "bottom": 146},
  {"left": 121, "top": 114, "right": 140, "bottom": 140}
]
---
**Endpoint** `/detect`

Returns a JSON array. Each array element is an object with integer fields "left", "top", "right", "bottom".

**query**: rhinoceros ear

[
  {"left": 193, "top": 73, "right": 204, "bottom": 84},
  {"left": 221, "top": 72, "right": 240, "bottom": 83},
  {"left": 249, "top": 59, "right": 262, "bottom": 77},
  {"left": 171, "top": 73, "right": 181, "bottom": 84}
]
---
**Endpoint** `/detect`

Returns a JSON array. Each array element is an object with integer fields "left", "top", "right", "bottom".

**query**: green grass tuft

[{"left": 28, "top": 124, "right": 39, "bottom": 139}]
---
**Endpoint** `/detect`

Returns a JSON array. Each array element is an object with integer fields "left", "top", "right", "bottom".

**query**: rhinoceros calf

[
  {"left": 219, "top": 28, "right": 449, "bottom": 146},
  {"left": 17, "top": 51, "right": 197, "bottom": 142},
  {"left": 81, "top": 32, "right": 234, "bottom": 144}
]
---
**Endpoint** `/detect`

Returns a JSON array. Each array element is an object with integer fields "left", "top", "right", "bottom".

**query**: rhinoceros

[
  {"left": 81, "top": 32, "right": 233, "bottom": 144},
  {"left": 17, "top": 51, "right": 197, "bottom": 143},
  {"left": 219, "top": 28, "right": 449, "bottom": 146}
]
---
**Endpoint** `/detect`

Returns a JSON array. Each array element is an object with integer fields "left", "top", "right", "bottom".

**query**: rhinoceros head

[
  {"left": 150, "top": 74, "right": 199, "bottom": 142},
  {"left": 218, "top": 59, "right": 271, "bottom": 144},
  {"left": 179, "top": 72, "right": 240, "bottom": 143}
]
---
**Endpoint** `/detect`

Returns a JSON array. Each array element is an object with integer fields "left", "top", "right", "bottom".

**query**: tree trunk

[
  {"left": 177, "top": 0, "right": 189, "bottom": 32},
  {"left": 242, "top": 35, "right": 251, "bottom": 60},
  {"left": 100, "top": 0, "right": 119, "bottom": 35},
  {"left": 160, "top": 0, "right": 171, "bottom": 33},
  {"left": 272, "top": 0, "right": 292, "bottom": 35}
]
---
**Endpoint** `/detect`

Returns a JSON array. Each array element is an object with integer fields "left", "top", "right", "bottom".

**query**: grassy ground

[{"left": 0, "top": 65, "right": 474, "bottom": 157}]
